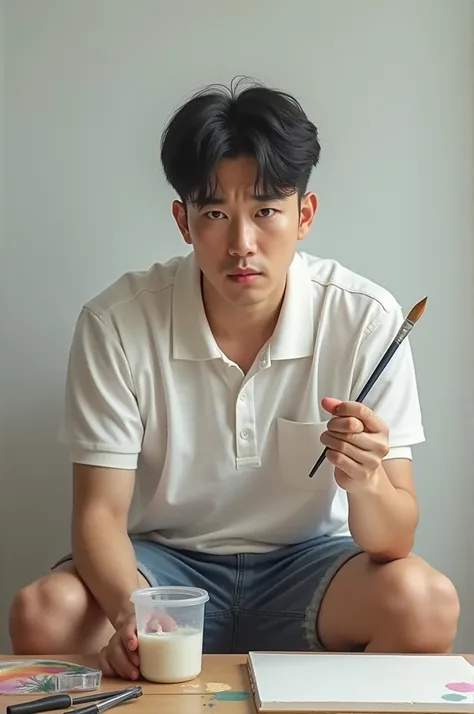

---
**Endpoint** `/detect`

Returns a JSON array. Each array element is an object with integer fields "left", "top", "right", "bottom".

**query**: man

[{"left": 10, "top": 79, "right": 459, "bottom": 679}]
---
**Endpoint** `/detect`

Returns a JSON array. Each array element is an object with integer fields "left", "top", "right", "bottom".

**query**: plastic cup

[{"left": 130, "top": 586, "right": 209, "bottom": 683}]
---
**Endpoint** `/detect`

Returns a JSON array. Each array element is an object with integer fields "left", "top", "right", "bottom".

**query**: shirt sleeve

[
  {"left": 58, "top": 307, "right": 143, "bottom": 469},
  {"left": 350, "top": 302, "right": 426, "bottom": 460}
]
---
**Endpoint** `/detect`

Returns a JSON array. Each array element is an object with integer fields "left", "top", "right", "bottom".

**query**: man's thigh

[
  {"left": 55, "top": 540, "right": 238, "bottom": 655},
  {"left": 235, "top": 535, "right": 361, "bottom": 652},
  {"left": 130, "top": 539, "right": 237, "bottom": 654}
]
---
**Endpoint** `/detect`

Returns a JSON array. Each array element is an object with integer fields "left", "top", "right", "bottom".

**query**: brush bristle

[{"left": 407, "top": 296, "right": 427, "bottom": 323}]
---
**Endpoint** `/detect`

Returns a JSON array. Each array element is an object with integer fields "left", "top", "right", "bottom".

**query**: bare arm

[
  {"left": 320, "top": 399, "right": 420, "bottom": 563},
  {"left": 71, "top": 463, "right": 140, "bottom": 630},
  {"left": 348, "top": 459, "right": 419, "bottom": 562}
]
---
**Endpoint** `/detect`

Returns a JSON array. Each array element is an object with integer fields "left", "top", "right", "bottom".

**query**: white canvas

[{"left": 247, "top": 653, "right": 474, "bottom": 712}]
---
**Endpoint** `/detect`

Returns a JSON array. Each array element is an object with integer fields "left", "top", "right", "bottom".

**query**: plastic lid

[
  {"left": 54, "top": 670, "right": 102, "bottom": 692},
  {"left": 130, "top": 586, "right": 209, "bottom": 607}
]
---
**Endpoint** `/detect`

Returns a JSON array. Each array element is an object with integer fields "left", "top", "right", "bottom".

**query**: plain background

[{"left": 1, "top": 0, "right": 473, "bottom": 652}]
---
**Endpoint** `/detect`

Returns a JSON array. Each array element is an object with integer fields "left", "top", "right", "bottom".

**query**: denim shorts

[{"left": 54, "top": 534, "right": 361, "bottom": 653}]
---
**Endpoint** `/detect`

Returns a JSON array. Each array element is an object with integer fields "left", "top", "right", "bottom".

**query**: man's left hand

[{"left": 319, "top": 397, "right": 390, "bottom": 493}]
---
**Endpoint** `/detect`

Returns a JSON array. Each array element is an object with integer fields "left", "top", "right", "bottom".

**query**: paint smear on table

[
  {"left": 205, "top": 682, "right": 232, "bottom": 693},
  {"left": 214, "top": 690, "right": 251, "bottom": 701},
  {"left": 204, "top": 686, "right": 251, "bottom": 707}
]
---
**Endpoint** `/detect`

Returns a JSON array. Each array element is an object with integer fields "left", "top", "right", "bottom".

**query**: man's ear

[
  {"left": 297, "top": 192, "right": 318, "bottom": 241},
  {"left": 172, "top": 200, "right": 192, "bottom": 245}
]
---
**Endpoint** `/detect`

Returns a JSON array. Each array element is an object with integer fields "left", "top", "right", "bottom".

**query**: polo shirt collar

[
  {"left": 172, "top": 252, "right": 221, "bottom": 360},
  {"left": 172, "top": 251, "right": 314, "bottom": 361},
  {"left": 269, "top": 252, "right": 314, "bottom": 360}
]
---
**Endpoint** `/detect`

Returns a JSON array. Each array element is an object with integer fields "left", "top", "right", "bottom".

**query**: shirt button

[
  {"left": 239, "top": 392, "right": 247, "bottom": 400},
  {"left": 240, "top": 429, "right": 249, "bottom": 439}
]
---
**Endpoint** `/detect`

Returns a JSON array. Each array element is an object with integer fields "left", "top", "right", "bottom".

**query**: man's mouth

[
  {"left": 228, "top": 269, "right": 260, "bottom": 276},
  {"left": 227, "top": 269, "right": 262, "bottom": 283}
]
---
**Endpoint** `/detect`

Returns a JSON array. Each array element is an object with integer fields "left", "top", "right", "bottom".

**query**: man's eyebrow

[
  {"left": 252, "top": 192, "right": 282, "bottom": 202},
  {"left": 197, "top": 192, "right": 282, "bottom": 208},
  {"left": 197, "top": 196, "right": 226, "bottom": 207}
]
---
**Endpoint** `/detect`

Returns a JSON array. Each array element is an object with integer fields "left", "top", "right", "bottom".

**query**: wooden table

[
  {"left": 2, "top": 654, "right": 473, "bottom": 713},
  {"left": 0, "top": 654, "right": 255, "bottom": 713}
]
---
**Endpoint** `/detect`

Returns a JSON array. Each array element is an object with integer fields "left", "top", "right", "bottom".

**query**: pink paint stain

[{"left": 445, "top": 682, "right": 474, "bottom": 693}]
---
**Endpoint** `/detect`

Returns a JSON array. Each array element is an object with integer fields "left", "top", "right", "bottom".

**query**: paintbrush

[
  {"left": 6, "top": 688, "right": 142, "bottom": 714},
  {"left": 308, "top": 296, "right": 427, "bottom": 478},
  {"left": 62, "top": 687, "right": 142, "bottom": 714}
]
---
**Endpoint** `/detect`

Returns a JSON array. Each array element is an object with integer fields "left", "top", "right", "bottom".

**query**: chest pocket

[{"left": 276, "top": 418, "right": 337, "bottom": 493}]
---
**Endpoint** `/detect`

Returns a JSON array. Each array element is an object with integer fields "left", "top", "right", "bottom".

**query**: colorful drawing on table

[{"left": 0, "top": 660, "right": 101, "bottom": 695}]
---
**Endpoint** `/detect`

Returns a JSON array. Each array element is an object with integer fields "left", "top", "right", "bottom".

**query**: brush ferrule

[{"left": 394, "top": 319, "right": 414, "bottom": 344}]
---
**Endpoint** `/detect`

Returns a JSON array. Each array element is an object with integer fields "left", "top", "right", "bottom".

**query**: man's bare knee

[
  {"left": 374, "top": 557, "right": 460, "bottom": 652},
  {"left": 9, "top": 562, "right": 111, "bottom": 654},
  {"left": 316, "top": 553, "right": 460, "bottom": 653}
]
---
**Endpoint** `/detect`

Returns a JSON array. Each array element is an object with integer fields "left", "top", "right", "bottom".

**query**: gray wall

[
  {"left": 1, "top": 0, "right": 7, "bottom": 638},
  {"left": 2, "top": 0, "right": 473, "bottom": 652}
]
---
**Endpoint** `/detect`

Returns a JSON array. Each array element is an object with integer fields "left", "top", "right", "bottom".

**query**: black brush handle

[
  {"left": 7, "top": 694, "right": 72, "bottom": 714},
  {"left": 68, "top": 686, "right": 143, "bottom": 714},
  {"left": 74, "top": 690, "right": 129, "bottom": 704},
  {"left": 309, "top": 341, "right": 401, "bottom": 477}
]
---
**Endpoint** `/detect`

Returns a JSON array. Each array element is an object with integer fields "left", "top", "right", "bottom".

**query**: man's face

[{"left": 172, "top": 157, "right": 317, "bottom": 309}]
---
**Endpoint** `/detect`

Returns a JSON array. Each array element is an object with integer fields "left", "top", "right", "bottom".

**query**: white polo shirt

[{"left": 59, "top": 251, "right": 425, "bottom": 554}]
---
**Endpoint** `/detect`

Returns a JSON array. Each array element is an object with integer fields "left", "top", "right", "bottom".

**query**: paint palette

[{"left": 0, "top": 660, "right": 101, "bottom": 695}]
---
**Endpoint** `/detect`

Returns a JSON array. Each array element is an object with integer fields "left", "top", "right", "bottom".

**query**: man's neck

[{"left": 202, "top": 276, "right": 286, "bottom": 369}]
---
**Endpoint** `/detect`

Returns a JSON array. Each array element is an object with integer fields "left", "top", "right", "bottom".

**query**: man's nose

[{"left": 227, "top": 220, "right": 257, "bottom": 256}]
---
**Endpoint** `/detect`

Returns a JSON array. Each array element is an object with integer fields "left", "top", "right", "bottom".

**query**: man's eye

[
  {"left": 206, "top": 211, "right": 226, "bottom": 220},
  {"left": 256, "top": 208, "right": 276, "bottom": 218}
]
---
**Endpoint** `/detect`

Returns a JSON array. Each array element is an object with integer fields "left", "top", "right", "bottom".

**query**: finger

[
  {"left": 321, "top": 397, "right": 343, "bottom": 415},
  {"left": 326, "top": 449, "right": 367, "bottom": 477},
  {"left": 98, "top": 648, "right": 115, "bottom": 678},
  {"left": 327, "top": 401, "right": 387, "bottom": 434},
  {"left": 126, "top": 645, "right": 140, "bottom": 668},
  {"left": 148, "top": 613, "right": 177, "bottom": 633},
  {"left": 321, "top": 428, "right": 385, "bottom": 454},
  {"left": 121, "top": 625, "right": 140, "bottom": 668},
  {"left": 161, "top": 613, "right": 177, "bottom": 632},
  {"left": 110, "top": 642, "right": 140, "bottom": 680},
  {"left": 321, "top": 431, "right": 383, "bottom": 468},
  {"left": 128, "top": 651, "right": 140, "bottom": 668},
  {"left": 327, "top": 416, "right": 364, "bottom": 434},
  {"left": 322, "top": 433, "right": 364, "bottom": 465},
  {"left": 146, "top": 616, "right": 163, "bottom": 633},
  {"left": 123, "top": 622, "right": 138, "bottom": 651}
]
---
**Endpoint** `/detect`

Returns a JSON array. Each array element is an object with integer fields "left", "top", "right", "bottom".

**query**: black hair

[{"left": 160, "top": 77, "right": 321, "bottom": 207}]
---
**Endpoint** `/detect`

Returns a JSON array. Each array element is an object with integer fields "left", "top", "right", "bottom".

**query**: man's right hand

[
  {"left": 99, "top": 613, "right": 140, "bottom": 680},
  {"left": 99, "top": 611, "right": 178, "bottom": 680}
]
